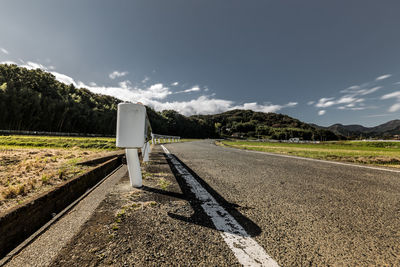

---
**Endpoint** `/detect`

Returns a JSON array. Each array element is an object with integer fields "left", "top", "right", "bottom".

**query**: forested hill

[
  {"left": 0, "top": 64, "right": 340, "bottom": 140},
  {"left": 0, "top": 64, "right": 120, "bottom": 134},
  {"left": 191, "top": 110, "right": 341, "bottom": 140}
]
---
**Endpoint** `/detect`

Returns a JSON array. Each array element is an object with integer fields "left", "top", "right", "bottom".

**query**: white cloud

[
  {"left": 0, "top": 60, "right": 17, "bottom": 65},
  {"left": 232, "top": 102, "right": 297, "bottom": 113},
  {"left": 358, "top": 86, "right": 381, "bottom": 95},
  {"left": 89, "top": 82, "right": 97, "bottom": 86},
  {"left": 388, "top": 103, "right": 400, "bottom": 112},
  {"left": 1, "top": 60, "right": 78, "bottom": 85},
  {"left": 307, "top": 101, "right": 315, "bottom": 105},
  {"left": 381, "top": 91, "right": 400, "bottom": 112},
  {"left": 364, "top": 114, "right": 391, "bottom": 118},
  {"left": 318, "top": 110, "right": 326, "bottom": 115},
  {"left": 109, "top": 70, "right": 128, "bottom": 80},
  {"left": 315, "top": 97, "right": 335, "bottom": 108},
  {"left": 146, "top": 96, "right": 234, "bottom": 116},
  {"left": 171, "top": 82, "right": 179, "bottom": 86},
  {"left": 118, "top": 80, "right": 131, "bottom": 89},
  {"left": 381, "top": 91, "right": 400, "bottom": 100},
  {"left": 142, "top": 76, "right": 150, "bottom": 83},
  {"left": 376, "top": 74, "right": 391, "bottom": 81},
  {"left": 0, "top": 48, "right": 9, "bottom": 55},
  {"left": 178, "top": 86, "right": 201, "bottom": 93},
  {"left": 51, "top": 72, "right": 76, "bottom": 85}
]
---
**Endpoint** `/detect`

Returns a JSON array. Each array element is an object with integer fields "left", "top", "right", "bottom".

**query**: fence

[{"left": 0, "top": 129, "right": 114, "bottom": 137}]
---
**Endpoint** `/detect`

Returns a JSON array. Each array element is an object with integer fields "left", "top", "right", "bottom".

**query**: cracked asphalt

[{"left": 163, "top": 140, "right": 400, "bottom": 266}]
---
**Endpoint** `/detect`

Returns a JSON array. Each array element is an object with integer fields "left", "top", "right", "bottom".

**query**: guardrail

[
  {"left": 116, "top": 103, "right": 180, "bottom": 188},
  {"left": 151, "top": 133, "right": 181, "bottom": 144}
]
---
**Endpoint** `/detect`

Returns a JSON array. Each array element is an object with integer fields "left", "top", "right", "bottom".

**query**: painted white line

[
  {"left": 222, "top": 145, "right": 400, "bottom": 174},
  {"left": 161, "top": 145, "right": 279, "bottom": 267}
]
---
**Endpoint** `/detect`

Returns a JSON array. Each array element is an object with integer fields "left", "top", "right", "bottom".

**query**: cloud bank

[{"left": 0, "top": 60, "right": 297, "bottom": 116}]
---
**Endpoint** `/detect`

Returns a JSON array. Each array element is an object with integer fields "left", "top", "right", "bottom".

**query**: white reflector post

[
  {"left": 116, "top": 103, "right": 146, "bottom": 148},
  {"left": 145, "top": 141, "right": 150, "bottom": 159},
  {"left": 116, "top": 103, "right": 147, "bottom": 188},
  {"left": 143, "top": 142, "right": 149, "bottom": 162},
  {"left": 126, "top": 148, "right": 142, "bottom": 187}
]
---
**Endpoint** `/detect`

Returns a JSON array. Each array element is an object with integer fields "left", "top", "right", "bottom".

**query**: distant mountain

[
  {"left": 313, "top": 120, "right": 400, "bottom": 138},
  {"left": 370, "top": 120, "right": 400, "bottom": 133}
]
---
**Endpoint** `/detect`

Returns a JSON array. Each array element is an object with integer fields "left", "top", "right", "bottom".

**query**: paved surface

[
  {"left": 163, "top": 140, "right": 400, "bottom": 266},
  {"left": 4, "top": 140, "right": 400, "bottom": 266}
]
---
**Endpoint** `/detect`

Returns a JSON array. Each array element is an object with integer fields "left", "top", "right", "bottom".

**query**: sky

[{"left": 1, "top": 0, "right": 400, "bottom": 127}]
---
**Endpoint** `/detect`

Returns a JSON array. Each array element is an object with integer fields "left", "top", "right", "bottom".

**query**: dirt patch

[
  {"left": 52, "top": 146, "right": 238, "bottom": 266},
  {"left": 0, "top": 148, "right": 119, "bottom": 212}
]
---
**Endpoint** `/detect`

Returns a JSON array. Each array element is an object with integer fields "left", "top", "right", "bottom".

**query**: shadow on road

[
  {"left": 163, "top": 152, "right": 262, "bottom": 237},
  {"left": 141, "top": 185, "right": 187, "bottom": 200}
]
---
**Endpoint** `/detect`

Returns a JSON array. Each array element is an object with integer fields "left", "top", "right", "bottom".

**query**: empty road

[{"left": 164, "top": 140, "right": 400, "bottom": 266}]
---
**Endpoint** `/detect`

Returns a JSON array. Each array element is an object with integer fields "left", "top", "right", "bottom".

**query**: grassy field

[
  {"left": 0, "top": 135, "right": 121, "bottom": 212},
  {"left": 0, "top": 135, "right": 117, "bottom": 150},
  {"left": 218, "top": 140, "right": 400, "bottom": 168}
]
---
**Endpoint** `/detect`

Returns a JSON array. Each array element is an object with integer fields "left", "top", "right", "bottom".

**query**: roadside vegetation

[
  {"left": 0, "top": 135, "right": 116, "bottom": 150},
  {"left": 218, "top": 140, "right": 400, "bottom": 168},
  {"left": 0, "top": 135, "right": 121, "bottom": 212}
]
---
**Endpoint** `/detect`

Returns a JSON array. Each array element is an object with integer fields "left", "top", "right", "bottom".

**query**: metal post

[
  {"left": 125, "top": 148, "right": 142, "bottom": 187},
  {"left": 146, "top": 141, "right": 150, "bottom": 157},
  {"left": 143, "top": 142, "right": 150, "bottom": 162}
]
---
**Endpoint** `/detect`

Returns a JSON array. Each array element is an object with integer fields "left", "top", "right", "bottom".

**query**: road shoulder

[{"left": 51, "top": 145, "right": 238, "bottom": 266}]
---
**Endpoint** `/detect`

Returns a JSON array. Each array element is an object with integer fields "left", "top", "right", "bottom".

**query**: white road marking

[
  {"left": 161, "top": 145, "right": 279, "bottom": 267},
  {"left": 223, "top": 145, "right": 400, "bottom": 174}
]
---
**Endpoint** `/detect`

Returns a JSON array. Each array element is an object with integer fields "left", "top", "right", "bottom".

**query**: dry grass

[{"left": 0, "top": 148, "right": 115, "bottom": 212}]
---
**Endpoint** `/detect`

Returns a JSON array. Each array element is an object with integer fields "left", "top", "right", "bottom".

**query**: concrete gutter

[{"left": 0, "top": 154, "right": 124, "bottom": 258}]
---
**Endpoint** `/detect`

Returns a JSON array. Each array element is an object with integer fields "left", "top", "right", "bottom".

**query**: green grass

[
  {"left": 158, "top": 178, "right": 171, "bottom": 190},
  {"left": 218, "top": 140, "right": 400, "bottom": 168},
  {"left": 0, "top": 135, "right": 117, "bottom": 150}
]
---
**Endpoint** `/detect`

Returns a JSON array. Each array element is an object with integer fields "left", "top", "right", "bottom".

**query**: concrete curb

[
  {"left": 0, "top": 154, "right": 124, "bottom": 258},
  {"left": 78, "top": 151, "right": 125, "bottom": 166}
]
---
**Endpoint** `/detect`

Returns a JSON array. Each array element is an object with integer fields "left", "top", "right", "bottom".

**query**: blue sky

[{"left": 1, "top": 0, "right": 400, "bottom": 126}]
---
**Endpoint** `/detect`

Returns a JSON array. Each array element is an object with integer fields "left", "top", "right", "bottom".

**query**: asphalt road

[{"left": 164, "top": 140, "right": 400, "bottom": 266}]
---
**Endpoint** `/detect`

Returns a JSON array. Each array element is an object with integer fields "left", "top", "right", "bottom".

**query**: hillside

[
  {"left": 314, "top": 120, "right": 400, "bottom": 139},
  {"left": 0, "top": 64, "right": 341, "bottom": 140},
  {"left": 0, "top": 64, "right": 120, "bottom": 134},
  {"left": 192, "top": 109, "right": 341, "bottom": 140}
]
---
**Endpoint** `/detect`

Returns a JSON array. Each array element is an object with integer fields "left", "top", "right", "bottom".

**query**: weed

[
  {"left": 41, "top": 174, "right": 50, "bottom": 184},
  {"left": 158, "top": 178, "right": 171, "bottom": 190},
  {"left": 142, "top": 171, "right": 152, "bottom": 180},
  {"left": 116, "top": 208, "right": 126, "bottom": 218}
]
